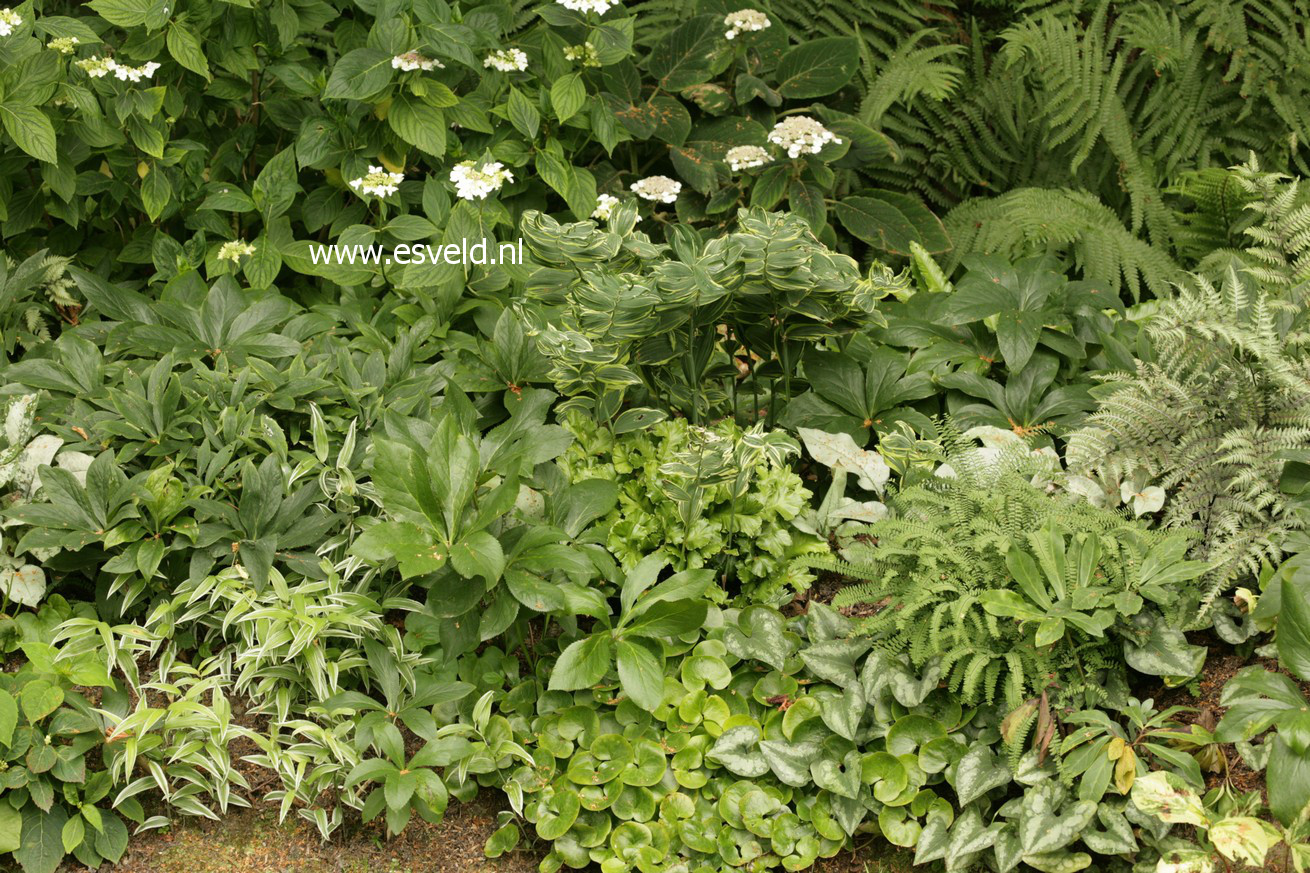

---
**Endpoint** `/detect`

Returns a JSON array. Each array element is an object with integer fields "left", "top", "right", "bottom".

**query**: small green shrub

[
  {"left": 820, "top": 437, "right": 1210, "bottom": 709},
  {"left": 0, "top": 606, "right": 127, "bottom": 873},
  {"left": 559, "top": 413, "right": 825, "bottom": 602}
]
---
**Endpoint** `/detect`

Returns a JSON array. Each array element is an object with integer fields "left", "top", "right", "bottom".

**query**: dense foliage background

[{"left": 3, "top": 0, "right": 1310, "bottom": 872}]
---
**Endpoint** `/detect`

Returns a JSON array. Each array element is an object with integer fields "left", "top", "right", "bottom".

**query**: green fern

[
  {"left": 943, "top": 188, "right": 1182, "bottom": 301},
  {"left": 1067, "top": 263, "right": 1310, "bottom": 608}
]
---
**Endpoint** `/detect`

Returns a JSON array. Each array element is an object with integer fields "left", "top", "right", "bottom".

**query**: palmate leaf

[
  {"left": 941, "top": 352, "right": 1093, "bottom": 433},
  {"left": 784, "top": 340, "right": 935, "bottom": 444}
]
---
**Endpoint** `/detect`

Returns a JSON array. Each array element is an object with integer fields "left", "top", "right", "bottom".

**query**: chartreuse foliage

[
  {"left": 0, "top": 598, "right": 130, "bottom": 873},
  {"left": 558, "top": 413, "right": 825, "bottom": 602}
]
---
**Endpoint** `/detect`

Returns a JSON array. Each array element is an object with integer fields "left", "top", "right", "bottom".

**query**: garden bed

[{"left": 4, "top": 1, "right": 1310, "bottom": 873}]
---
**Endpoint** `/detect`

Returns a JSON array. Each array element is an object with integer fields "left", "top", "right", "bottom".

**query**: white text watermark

[{"left": 308, "top": 239, "right": 523, "bottom": 267}]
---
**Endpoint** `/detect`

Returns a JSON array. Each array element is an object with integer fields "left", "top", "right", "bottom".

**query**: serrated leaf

[
  {"left": 389, "top": 95, "right": 447, "bottom": 156},
  {"left": 648, "top": 15, "right": 721, "bottom": 91},
  {"left": 775, "top": 38, "right": 860, "bottom": 98},
  {"left": 1, "top": 105, "right": 57, "bottom": 163},
  {"left": 20, "top": 680, "right": 63, "bottom": 724},
  {"left": 449, "top": 530, "right": 505, "bottom": 582},
  {"left": 140, "top": 163, "right": 171, "bottom": 221},
  {"left": 15, "top": 805, "right": 66, "bottom": 873},
  {"left": 506, "top": 88, "right": 539, "bottom": 140},
  {"left": 324, "top": 48, "right": 393, "bottom": 100},
  {"left": 166, "top": 24, "right": 210, "bottom": 79},
  {"left": 550, "top": 74, "right": 586, "bottom": 123}
]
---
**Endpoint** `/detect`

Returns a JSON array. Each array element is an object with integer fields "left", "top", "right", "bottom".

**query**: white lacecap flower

[
  {"left": 75, "top": 56, "right": 116, "bottom": 78},
  {"left": 47, "top": 36, "right": 79, "bottom": 55},
  {"left": 726, "top": 145, "right": 771, "bottom": 172},
  {"left": 483, "top": 49, "right": 528, "bottom": 72},
  {"left": 0, "top": 8, "right": 21, "bottom": 37},
  {"left": 83, "top": 58, "right": 161, "bottom": 83},
  {"left": 391, "top": 51, "right": 443, "bottom": 72},
  {"left": 592, "top": 193, "right": 620, "bottom": 220},
  {"left": 349, "top": 165, "right": 405, "bottom": 198},
  {"left": 767, "top": 116, "right": 841, "bottom": 159},
  {"left": 218, "top": 240, "right": 257, "bottom": 263},
  {"left": 556, "top": 0, "right": 615, "bottom": 13},
  {"left": 724, "top": 9, "right": 770, "bottom": 40},
  {"left": 630, "top": 175, "right": 682, "bottom": 203},
  {"left": 449, "top": 161, "right": 514, "bottom": 200}
]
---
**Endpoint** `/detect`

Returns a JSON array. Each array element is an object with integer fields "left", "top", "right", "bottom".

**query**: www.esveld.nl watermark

[{"left": 308, "top": 239, "right": 524, "bottom": 266}]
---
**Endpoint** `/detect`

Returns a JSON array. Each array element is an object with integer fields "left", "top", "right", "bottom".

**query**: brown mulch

[
  {"left": 1151, "top": 633, "right": 1291, "bottom": 800},
  {"left": 112, "top": 793, "right": 539, "bottom": 873}
]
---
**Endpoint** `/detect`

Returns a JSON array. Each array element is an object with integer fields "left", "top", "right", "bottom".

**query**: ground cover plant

[{"left": 4, "top": 1, "right": 1310, "bottom": 872}]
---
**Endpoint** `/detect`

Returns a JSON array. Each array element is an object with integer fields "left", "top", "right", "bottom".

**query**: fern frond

[{"left": 944, "top": 188, "right": 1182, "bottom": 300}]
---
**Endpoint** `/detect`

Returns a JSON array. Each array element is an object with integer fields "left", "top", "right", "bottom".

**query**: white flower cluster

[
  {"left": 591, "top": 193, "right": 620, "bottom": 220},
  {"left": 0, "top": 8, "right": 21, "bottom": 37},
  {"left": 630, "top": 175, "right": 681, "bottom": 204},
  {"left": 484, "top": 49, "right": 528, "bottom": 72},
  {"left": 75, "top": 57, "right": 114, "bottom": 78},
  {"left": 450, "top": 161, "right": 513, "bottom": 200},
  {"left": 48, "top": 36, "right": 79, "bottom": 55},
  {"left": 563, "top": 42, "right": 600, "bottom": 67},
  {"left": 114, "top": 61, "right": 161, "bottom": 83},
  {"left": 75, "top": 56, "right": 161, "bottom": 82},
  {"left": 724, "top": 9, "right": 770, "bottom": 40},
  {"left": 557, "top": 0, "right": 615, "bottom": 13},
  {"left": 391, "top": 51, "right": 443, "bottom": 72},
  {"left": 218, "top": 240, "right": 256, "bottom": 263},
  {"left": 767, "top": 116, "right": 841, "bottom": 158},
  {"left": 349, "top": 165, "right": 404, "bottom": 198},
  {"left": 726, "top": 145, "right": 771, "bottom": 171}
]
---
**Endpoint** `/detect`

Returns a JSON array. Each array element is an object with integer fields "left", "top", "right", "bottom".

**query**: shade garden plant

[{"left": 3, "top": 1, "right": 1310, "bottom": 872}]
